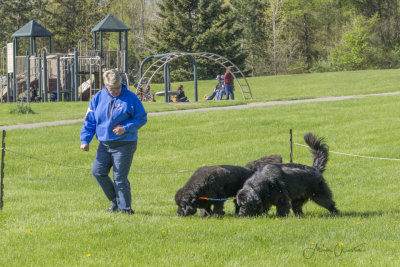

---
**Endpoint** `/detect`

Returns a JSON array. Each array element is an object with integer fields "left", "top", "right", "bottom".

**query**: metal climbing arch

[{"left": 138, "top": 52, "right": 253, "bottom": 101}]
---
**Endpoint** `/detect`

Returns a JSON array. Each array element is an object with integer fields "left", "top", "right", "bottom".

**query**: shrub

[{"left": 9, "top": 102, "right": 36, "bottom": 114}]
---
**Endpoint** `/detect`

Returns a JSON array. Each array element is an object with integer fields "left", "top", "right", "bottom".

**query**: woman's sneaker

[{"left": 106, "top": 203, "right": 119, "bottom": 213}]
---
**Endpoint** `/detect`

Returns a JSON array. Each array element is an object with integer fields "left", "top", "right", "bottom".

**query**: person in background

[
  {"left": 80, "top": 69, "right": 147, "bottom": 215},
  {"left": 50, "top": 91, "right": 57, "bottom": 102},
  {"left": 176, "top": 84, "right": 188, "bottom": 102},
  {"left": 207, "top": 75, "right": 224, "bottom": 100},
  {"left": 223, "top": 66, "right": 234, "bottom": 100}
]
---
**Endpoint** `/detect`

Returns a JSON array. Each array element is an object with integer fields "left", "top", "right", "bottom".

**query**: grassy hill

[{"left": 0, "top": 69, "right": 400, "bottom": 266}]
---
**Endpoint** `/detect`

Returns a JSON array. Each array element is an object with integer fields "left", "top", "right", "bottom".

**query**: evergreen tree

[{"left": 148, "top": 0, "right": 245, "bottom": 80}]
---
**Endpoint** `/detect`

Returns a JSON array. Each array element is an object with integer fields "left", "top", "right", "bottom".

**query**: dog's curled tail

[{"left": 304, "top": 132, "right": 329, "bottom": 173}]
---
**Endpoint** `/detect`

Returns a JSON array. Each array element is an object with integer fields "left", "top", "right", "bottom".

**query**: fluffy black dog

[
  {"left": 244, "top": 155, "right": 282, "bottom": 173},
  {"left": 175, "top": 165, "right": 252, "bottom": 217},
  {"left": 175, "top": 155, "right": 282, "bottom": 217},
  {"left": 236, "top": 133, "right": 339, "bottom": 217}
]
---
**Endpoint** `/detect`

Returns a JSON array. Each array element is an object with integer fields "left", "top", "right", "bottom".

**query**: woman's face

[{"left": 107, "top": 85, "right": 122, "bottom": 97}]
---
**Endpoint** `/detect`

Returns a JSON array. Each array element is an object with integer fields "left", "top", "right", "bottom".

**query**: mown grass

[
  {"left": 1, "top": 69, "right": 399, "bottom": 126},
  {"left": 1, "top": 92, "right": 400, "bottom": 266}
]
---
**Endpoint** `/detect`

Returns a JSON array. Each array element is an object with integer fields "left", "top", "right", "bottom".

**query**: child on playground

[
  {"left": 173, "top": 85, "right": 188, "bottom": 102},
  {"left": 207, "top": 75, "right": 224, "bottom": 100}
]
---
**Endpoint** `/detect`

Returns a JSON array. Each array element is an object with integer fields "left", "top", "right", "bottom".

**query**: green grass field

[
  {"left": 1, "top": 69, "right": 399, "bottom": 126},
  {"left": 1, "top": 70, "right": 400, "bottom": 266}
]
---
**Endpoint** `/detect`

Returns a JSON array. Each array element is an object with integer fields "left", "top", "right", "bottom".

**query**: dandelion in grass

[
  {"left": 274, "top": 218, "right": 279, "bottom": 221},
  {"left": 356, "top": 222, "right": 361, "bottom": 225},
  {"left": 161, "top": 230, "right": 167, "bottom": 237},
  {"left": 310, "top": 242, "right": 315, "bottom": 245},
  {"left": 86, "top": 254, "right": 91, "bottom": 257},
  {"left": 353, "top": 183, "right": 357, "bottom": 187},
  {"left": 338, "top": 242, "right": 344, "bottom": 246},
  {"left": 28, "top": 229, "right": 32, "bottom": 232},
  {"left": 314, "top": 213, "right": 319, "bottom": 217}
]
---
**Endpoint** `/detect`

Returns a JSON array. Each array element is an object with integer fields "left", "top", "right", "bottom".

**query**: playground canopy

[
  {"left": 12, "top": 20, "right": 53, "bottom": 37},
  {"left": 12, "top": 20, "right": 53, "bottom": 55},
  {"left": 91, "top": 14, "right": 130, "bottom": 73},
  {"left": 91, "top": 14, "right": 130, "bottom": 32}
]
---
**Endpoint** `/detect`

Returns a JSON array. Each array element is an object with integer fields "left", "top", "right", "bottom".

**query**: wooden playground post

[
  {"left": 26, "top": 50, "right": 30, "bottom": 102},
  {"left": 1, "top": 130, "right": 6, "bottom": 210}
]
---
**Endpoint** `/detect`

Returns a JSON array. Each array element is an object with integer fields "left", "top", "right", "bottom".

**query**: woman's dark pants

[{"left": 91, "top": 141, "right": 137, "bottom": 211}]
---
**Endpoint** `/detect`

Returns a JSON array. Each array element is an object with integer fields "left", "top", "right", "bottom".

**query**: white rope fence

[{"left": 294, "top": 142, "right": 400, "bottom": 161}]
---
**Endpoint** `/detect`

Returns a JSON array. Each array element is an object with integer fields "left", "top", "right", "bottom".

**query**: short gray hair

[{"left": 103, "top": 69, "right": 122, "bottom": 88}]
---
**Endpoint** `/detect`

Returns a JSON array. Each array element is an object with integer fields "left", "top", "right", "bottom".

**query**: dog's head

[
  {"left": 236, "top": 187, "right": 264, "bottom": 216},
  {"left": 175, "top": 188, "right": 197, "bottom": 216}
]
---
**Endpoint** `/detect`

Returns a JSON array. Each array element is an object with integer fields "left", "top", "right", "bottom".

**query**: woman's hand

[
  {"left": 113, "top": 125, "right": 125, "bottom": 136},
  {"left": 80, "top": 144, "right": 89, "bottom": 151}
]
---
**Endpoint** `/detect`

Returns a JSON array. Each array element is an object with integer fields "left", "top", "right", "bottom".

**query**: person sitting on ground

[
  {"left": 175, "top": 85, "right": 188, "bottom": 102},
  {"left": 207, "top": 75, "right": 224, "bottom": 100},
  {"left": 50, "top": 91, "right": 57, "bottom": 102},
  {"left": 31, "top": 87, "right": 38, "bottom": 102},
  {"left": 216, "top": 75, "right": 225, "bottom": 100}
]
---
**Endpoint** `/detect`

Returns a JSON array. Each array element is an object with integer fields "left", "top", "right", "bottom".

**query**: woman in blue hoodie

[{"left": 80, "top": 69, "right": 147, "bottom": 214}]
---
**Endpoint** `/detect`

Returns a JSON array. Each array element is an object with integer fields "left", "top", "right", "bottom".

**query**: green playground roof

[
  {"left": 12, "top": 20, "right": 53, "bottom": 37},
  {"left": 91, "top": 14, "right": 130, "bottom": 32}
]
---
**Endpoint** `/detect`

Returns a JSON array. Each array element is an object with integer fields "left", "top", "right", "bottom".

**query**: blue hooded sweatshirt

[{"left": 80, "top": 83, "right": 147, "bottom": 144}]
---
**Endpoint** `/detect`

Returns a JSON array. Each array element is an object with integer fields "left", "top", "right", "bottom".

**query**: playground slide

[
  {"left": 79, "top": 77, "right": 94, "bottom": 101},
  {"left": 1, "top": 75, "right": 8, "bottom": 101}
]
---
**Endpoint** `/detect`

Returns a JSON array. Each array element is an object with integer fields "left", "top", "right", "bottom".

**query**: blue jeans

[
  {"left": 91, "top": 141, "right": 137, "bottom": 211},
  {"left": 207, "top": 91, "right": 217, "bottom": 100},
  {"left": 216, "top": 90, "right": 225, "bottom": 100},
  {"left": 225, "top": 85, "right": 234, "bottom": 100}
]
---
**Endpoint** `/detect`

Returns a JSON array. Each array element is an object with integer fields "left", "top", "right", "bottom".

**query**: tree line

[{"left": 1, "top": 0, "right": 399, "bottom": 80}]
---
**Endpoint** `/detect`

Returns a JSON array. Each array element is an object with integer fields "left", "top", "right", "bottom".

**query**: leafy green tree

[
  {"left": 43, "top": 0, "right": 109, "bottom": 52},
  {"left": 148, "top": 0, "right": 245, "bottom": 80},
  {"left": 0, "top": 0, "right": 33, "bottom": 46},
  {"left": 230, "top": 0, "right": 268, "bottom": 76},
  {"left": 329, "top": 17, "right": 370, "bottom": 71},
  {"left": 108, "top": 0, "right": 162, "bottom": 71}
]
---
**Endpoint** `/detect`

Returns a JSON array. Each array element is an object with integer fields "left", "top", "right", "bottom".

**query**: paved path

[{"left": 1, "top": 91, "right": 399, "bottom": 131}]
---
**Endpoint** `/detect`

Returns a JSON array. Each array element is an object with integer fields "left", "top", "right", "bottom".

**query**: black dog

[
  {"left": 244, "top": 155, "right": 282, "bottom": 173},
  {"left": 175, "top": 155, "right": 282, "bottom": 217},
  {"left": 175, "top": 165, "right": 253, "bottom": 217},
  {"left": 236, "top": 133, "right": 339, "bottom": 217}
]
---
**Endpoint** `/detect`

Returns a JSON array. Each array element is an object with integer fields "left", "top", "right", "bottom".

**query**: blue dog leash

[{"left": 199, "top": 197, "right": 237, "bottom": 201}]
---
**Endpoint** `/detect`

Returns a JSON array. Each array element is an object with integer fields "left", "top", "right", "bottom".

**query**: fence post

[
  {"left": 1, "top": 130, "right": 6, "bottom": 210},
  {"left": 290, "top": 128, "right": 293, "bottom": 163}
]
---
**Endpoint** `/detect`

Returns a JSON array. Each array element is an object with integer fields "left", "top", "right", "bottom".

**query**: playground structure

[
  {"left": 137, "top": 52, "right": 253, "bottom": 103},
  {"left": 0, "top": 15, "right": 252, "bottom": 104},
  {"left": 0, "top": 14, "right": 130, "bottom": 103}
]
